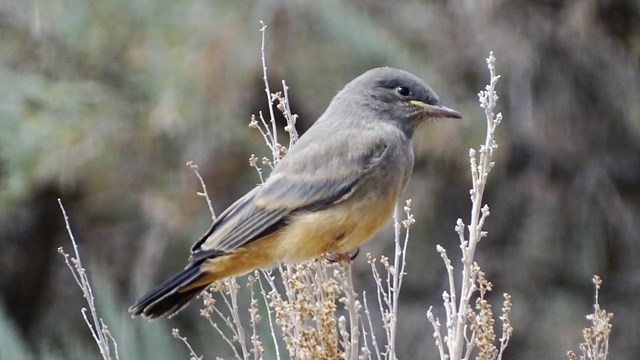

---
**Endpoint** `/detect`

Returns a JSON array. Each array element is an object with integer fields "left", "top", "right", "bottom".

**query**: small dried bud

[
  {"left": 249, "top": 114, "right": 259, "bottom": 128},
  {"left": 249, "top": 154, "right": 258, "bottom": 167},
  {"left": 592, "top": 274, "right": 602, "bottom": 289}
]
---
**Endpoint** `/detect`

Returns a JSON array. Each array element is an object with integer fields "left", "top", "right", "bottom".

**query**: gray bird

[{"left": 130, "top": 67, "right": 462, "bottom": 319}]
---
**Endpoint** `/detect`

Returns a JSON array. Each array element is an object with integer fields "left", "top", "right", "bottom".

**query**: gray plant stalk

[{"left": 427, "top": 52, "right": 512, "bottom": 360}]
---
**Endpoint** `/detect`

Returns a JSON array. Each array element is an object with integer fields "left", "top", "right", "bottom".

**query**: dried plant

[
  {"left": 57, "top": 199, "right": 120, "bottom": 360},
  {"left": 172, "top": 328, "right": 203, "bottom": 360},
  {"left": 364, "top": 200, "right": 414, "bottom": 360},
  {"left": 567, "top": 276, "right": 614, "bottom": 360},
  {"left": 426, "top": 52, "right": 512, "bottom": 360}
]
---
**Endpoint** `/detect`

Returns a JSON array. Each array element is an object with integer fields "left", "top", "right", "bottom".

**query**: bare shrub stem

[
  {"left": 57, "top": 199, "right": 120, "bottom": 360},
  {"left": 427, "top": 52, "right": 511, "bottom": 360}
]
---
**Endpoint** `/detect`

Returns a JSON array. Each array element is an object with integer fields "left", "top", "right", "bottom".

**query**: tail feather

[{"left": 129, "top": 263, "right": 207, "bottom": 319}]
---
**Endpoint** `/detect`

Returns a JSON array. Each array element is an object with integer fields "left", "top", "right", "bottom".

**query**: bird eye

[{"left": 395, "top": 85, "right": 411, "bottom": 97}]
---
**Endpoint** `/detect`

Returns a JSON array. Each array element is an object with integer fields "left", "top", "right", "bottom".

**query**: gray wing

[
  {"left": 190, "top": 129, "right": 388, "bottom": 259},
  {"left": 189, "top": 187, "right": 289, "bottom": 258}
]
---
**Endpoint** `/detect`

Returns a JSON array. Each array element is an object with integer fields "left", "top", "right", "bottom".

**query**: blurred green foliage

[{"left": 1, "top": 0, "right": 639, "bottom": 359}]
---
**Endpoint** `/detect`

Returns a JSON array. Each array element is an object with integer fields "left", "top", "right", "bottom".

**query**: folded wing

[{"left": 190, "top": 129, "right": 388, "bottom": 260}]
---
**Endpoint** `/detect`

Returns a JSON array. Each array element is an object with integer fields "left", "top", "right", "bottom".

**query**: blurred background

[{"left": 1, "top": 0, "right": 639, "bottom": 358}]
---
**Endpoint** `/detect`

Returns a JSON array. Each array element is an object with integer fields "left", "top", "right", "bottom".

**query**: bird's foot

[{"left": 325, "top": 247, "right": 360, "bottom": 263}]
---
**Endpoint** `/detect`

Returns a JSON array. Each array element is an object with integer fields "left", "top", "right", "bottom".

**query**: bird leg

[{"left": 324, "top": 247, "right": 360, "bottom": 263}]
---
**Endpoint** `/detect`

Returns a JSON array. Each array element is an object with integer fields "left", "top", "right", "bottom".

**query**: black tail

[{"left": 129, "top": 264, "right": 207, "bottom": 319}]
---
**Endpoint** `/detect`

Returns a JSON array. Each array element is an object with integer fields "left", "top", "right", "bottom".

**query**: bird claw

[{"left": 325, "top": 247, "right": 360, "bottom": 263}]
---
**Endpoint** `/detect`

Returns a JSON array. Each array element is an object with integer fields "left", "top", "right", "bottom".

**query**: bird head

[{"left": 341, "top": 67, "right": 462, "bottom": 135}]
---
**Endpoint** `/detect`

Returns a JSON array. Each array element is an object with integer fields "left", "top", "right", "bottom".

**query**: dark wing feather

[
  {"left": 191, "top": 128, "right": 388, "bottom": 258},
  {"left": 189, "top": 187, "right": 289, "bottom": 258}
]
